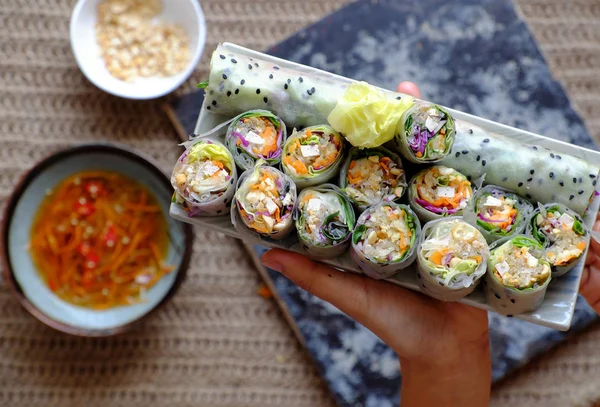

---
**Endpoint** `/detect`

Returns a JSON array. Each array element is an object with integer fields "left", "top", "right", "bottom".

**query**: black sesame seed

[
  {"left": 590, "top": 174, "right": 597, "bottom": 179},
  {"left": 396, "top": 96, "right": 402, "bottom": 100},
  {"left": 594, "top": 180, "right": 597, "bottom": 186},
  {"left": 299, "top": 77, "right": 304, "bottom": 82},
  {"left": 284, "top": 83, "right": 288, "bottom": 90},
  {"left": 222, "top": 74, "right": 228, "bottom": 80},
  {"left": 241, "top": 79, "right": 245, "bottom": 85},
  {"left": 573, "top": 177, "right": 577, "bottom": 183},
  {"left": 533, "top": 146, "right": 538, "bottom": 150},
  {"left": 510, "top": 299, "right": 516, "bottom": 304},
  {"left": 483, "top": 138, "right": 490, "bottom": 143},
  {"left": 255, "top": 63, "right": 259, "bottom": 67},
  {"left": 209, "top": 90, "right": 214, "bottom": 95},
  {"left": 482, "top": 160, "right": 487, "bottom": 166},
  {"left": 273, "top": 66, "right": 280, "bottom": 70},
  {"left": 549, "top": 172, "right": 555, "bottom": 179},
  {"left": 455, "top": 152, "right": 460, "bottom": 157},
  {"left": 226, "top": 91, "right": 231, "bottom": 97},
  {"left": 231, "top": 58, "right": 237, "bottom": 63},
  {"left": 439, "top": 281, "right": 444, "bottom": 287},
  {"left": 248, "top": 64, "right": 252, "bottom": 69},
  {"left": 502, "top": 176, "right": 508, "bottom": 182},
  {"left": 559, "top": 181, "right": 564, "bottom": 186},
  {"left": 307, "top": 89, "right": 313, "bottom": 95},
  {"left": 507, "top": 315, "right": 513, "bottom": 318},
  {"left": 311, "top": 87, "right": 315, "bottom": 94},
  {"left": 287, "top": 78, "right": 291, "bottom": 84},
  {"left": 219, "top": 54, "right": 225, "bottom": 59},
  {"left": 256, "top": 89, "right": 261, "bottom": 94},
  {"left": 527, "top": 178, "right": 533, "bottom": 182},
  {"left": 462, "top": 150, "right": 468, "bottom": 154},
  {"left": 269, "top": 74, "right": 273, "bottom": 79},
  {"left": 469, "top": 129, "right": 474, "bottom": 134},
  {"left": 476, "top": 155, "right": 481, "bottom": 161},
  {"left": 206, "top": 106, "right": 211, "bottom": 110},
  {"left": 526, "top": 194, "right": 532, "bottom": 199},
  {"left": 570, "top": 194, "right": 575, "bottom": 200},
  {"left": 550, "top": 153, "right": 555, "bottom": 158},
  {"left": 235, "top": 89, "right": 239, "bottom": 94},
  {"left": 579, "top": 177, "right": 583, "bottom": 183},
  {"left": 494, "top": 293, "right": 501, "bottom": 299},
  {"left": 211, "top": 100, "right": 217, "bottom": 106},
  {"left": 579, "top": 189, "right": 584, "bottom": 194},
  {"left": 530, "top": 169, "right": 535, "bottom": 175},
  {"left": 263, "top": 97, "right": 268, "bottom": 103},
  {"left": 518, "top": 182, "right": 523, "bottom": 187},
  {"left": 556, "top": 155, "right": 562, "bottom": 159}
]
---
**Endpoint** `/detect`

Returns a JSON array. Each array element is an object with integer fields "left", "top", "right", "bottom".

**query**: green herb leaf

[
  {"left": 196, "top": 81, "right": 209, "bottom": 89},
  {"left": 573, "top": 219, "right": 584, "bottom": 235},
  {"left": 322, "top": 212, "right": 349, "bottom": 242},
  {"left": 352, "top": 224, "right": 367, "bottom": 245}
]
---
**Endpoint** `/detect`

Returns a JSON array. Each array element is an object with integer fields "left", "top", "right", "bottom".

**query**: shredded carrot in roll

[{"left": 29, "top": 171, "right": 173, "bottom": 310}]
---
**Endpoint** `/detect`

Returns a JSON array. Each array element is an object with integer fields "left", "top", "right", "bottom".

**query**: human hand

[
  {"left": 582, "top": 213, "right": 600, "bottom": 314},
  {"left": 261, "top": 82, "right": 491, "bottom": 407}
]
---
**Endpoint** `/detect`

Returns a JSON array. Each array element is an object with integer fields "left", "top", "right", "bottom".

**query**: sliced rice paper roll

[
  {"left": 391, "top": 102, "right": 456, "bottom": 163},
  {"left": 232, "top": 160, "right": 297, "bottom": 240},
  {"left": 281, "top": 125, "right": 345, "bottom": 189},
  {"left": 484, "top": 236, "right": 551, "bottom": 315},
  {"left": 350, "top": 203, "right": 421, "bottom": 280},
  {"left": 526, "top": 203, "right": 589, "bottom": 277},
  {"left": 171, "top": 139, "right": 237, "bottom": 217},
  {"left": 225, "top": 109, "right": 287, "bottom": 171},
  {"left": 339, "top": 147, "right": 406, "bottom": 212},
  {"left": 408, "top": 166, "right": 473, "bottom": 223},
  {"left": 417, "top": 217, "right": 490, "bottom": 302},
  {"left": 295, "top": 185, "right": 355, "bottom": 259},
  {"left": 463, "top": 185, "right": 533, "bottom": 244},
  {"left": 440, "top": 121, "right": 600, "bottom": 215}
]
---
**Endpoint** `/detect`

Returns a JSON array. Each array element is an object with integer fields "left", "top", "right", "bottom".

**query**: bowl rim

[
  {"left": 0, "top": 142, "right": 195, "bottom": 337},
  {"left": 69, "top": 0, "right": 207, "bottom": 100}
]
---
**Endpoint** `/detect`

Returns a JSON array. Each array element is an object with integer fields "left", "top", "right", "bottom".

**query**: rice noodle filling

[
  {"left": 298, "top": 191, "right": 346, "bottom": 246},
  {"left": 283, "top": 128, "right": 342, "bottom": 177},
  {"left": 232, "top": 116, "right": 280, "bottom": 159},
  {"left": 414, "top": 166, "right": 471, "bottom": 215},
  {"left": 492, "top": 244, "right": 550, "bottom": 289},
  {"left": 345, "top": 155, "right": 404, "bottom": 206},
  {"left": 535, "top": 210, "right": 587, "bottom": 266},
  {"left": 356, "top": 205, "right": 414, "bottom": 262}
]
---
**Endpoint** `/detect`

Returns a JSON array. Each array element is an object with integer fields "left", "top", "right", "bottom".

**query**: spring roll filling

[
  {"left": 475, "top": 190, "right": 520, "bottom": 234},
  {"left": 414, "top": 166, "right": 472, "bottom": 215},
  {"left": 406, "top": 104, "right": 452, "bottom": 159},
  {"left": 491, "top": 239, "right": 550, "bottom": 289},
  {"left": 231, "top": 114, "right": 282, "bottom": 159},
  {"left": 238, "top": 168, "right": 294, "bottom": 234},
  {"left": 345, "top": 155, "right": 404, "bottom": 206},
  {"left": 298, "top": 190, "right": 350, "bottom": 246},
  {"left": 534, "top": 207, "right": 587, "bottom": 266},
  {"left": 283, "top": 128, "right": 343, "bottom": 177},
  {"left": 173, "top": 142, "right": 233, "bottom": 203},
  {"left": 354, "top": 205, "right": 416, "bottom": 263},
  {"left": 421, "top": 221, "right": 487, "bottom": 282}
]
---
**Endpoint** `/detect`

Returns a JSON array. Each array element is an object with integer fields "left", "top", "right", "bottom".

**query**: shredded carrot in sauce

[{"left": 30, "top": 171, "right": 173, "bottom": 309}]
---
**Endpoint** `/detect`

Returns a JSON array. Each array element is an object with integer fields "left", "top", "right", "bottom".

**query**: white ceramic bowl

[{"left": 70, "top": 0, "right": 206, "bottom": 99}]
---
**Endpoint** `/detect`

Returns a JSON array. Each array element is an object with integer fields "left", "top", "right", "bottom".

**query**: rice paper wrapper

[
  {"left": 484, "top": 235, "right": 551, "bottom": 316},
  {"left": 440, "top": 121, "right": 600, "bottom": 216},
  {"left": 171, "top": 138, "right": 238, "bottom": 217},
  {"left": 463, "top": 185, "right": 533, "bottom": 244},
  {"left": 339, "top": 146, "right": 407, "bottom": 212},
  {"left": 526, "top": 202, "right": 589, "bottom": 277},
  {"left": 417, "top": 217, "right": 490, "bottom": 302},
  {"left": 282, "top": 125, "right": 345, "bottom": 190},
  {"left": 295, "top": 184, "right": 355, "bottom": 260},
  {"left": 224, "top": 109, "right": 287, "bottom": 171},
  {"left": 350, "top": 203, "right": 421, "bottom": 280},
  {"left": 391, "top": 102, "right": 456, "bottom": 164},
  {"left": 232, "top": 163, "right": 297, "bottom": 241},
  {"left": 408, "top": 166, "right": 473, "bottom": 223}
]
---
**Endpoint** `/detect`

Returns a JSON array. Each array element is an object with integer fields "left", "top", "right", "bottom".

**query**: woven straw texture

[{"left": 0, "top": 0, "right": 599, "bottom": 406}]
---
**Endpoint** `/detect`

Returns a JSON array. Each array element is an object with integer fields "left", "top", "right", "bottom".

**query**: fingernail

[{"left": 261, "top": 255, "right": 282, "bottom": 273}]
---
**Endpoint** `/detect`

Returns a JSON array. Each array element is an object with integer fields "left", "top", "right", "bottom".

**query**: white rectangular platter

[{"left": 170, "top": 43, "right": 600, "bottom": 331}]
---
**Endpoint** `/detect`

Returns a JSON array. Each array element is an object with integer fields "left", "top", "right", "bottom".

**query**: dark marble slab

[{"left": 167, "top": 0, "right": 599, "bottom": 406}]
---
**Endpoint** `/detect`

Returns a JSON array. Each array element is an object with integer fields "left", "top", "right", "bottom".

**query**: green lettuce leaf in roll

[
  {"left": 484, "top": 236, "right": 551, "bottom": 315},
  {"left": 171, "top": 139, "right": 237, "bottom": 217},
  {"left": 281, "top": 125, "right": 345, "bottom": 189},
  {"left": 350, "top": 203, "right": 421, "bottom": 280},
  {"left": 440, "top": 121, "right": 600, "bottom": 215},
  {"left": 417, "top": 217, "right": 489, "bottom": 301},
  {"left": 527, "top": 203, "right": 589, "bottom": 277},
  {"left": 408, "top": 166, "right": 473, "bottom": 222},
  {"left": 464, "top": 185, "right": 533, "bottom": 243},
  {"left": 391, "top": 102, "right": 456, "bottom": 163},
  {"left": 295, "top": 185, "right": 355, "bottom": 259},
  {"left": 225, "top": 109, "right": 287, "bottom": 171}
]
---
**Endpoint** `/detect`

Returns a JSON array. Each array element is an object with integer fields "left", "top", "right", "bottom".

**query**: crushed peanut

[{"left": 96, "top": 0, "right": 191, "bottom": 82}]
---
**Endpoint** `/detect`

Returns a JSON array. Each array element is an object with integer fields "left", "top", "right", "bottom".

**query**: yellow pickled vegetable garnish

[{"left": 327, "top": 82, "right": 414, "bottom": 148}]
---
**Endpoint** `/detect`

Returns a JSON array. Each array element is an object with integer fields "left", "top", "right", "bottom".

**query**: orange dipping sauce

[{"left": 30, "top": 171, "right": 172, "bottom": 309}]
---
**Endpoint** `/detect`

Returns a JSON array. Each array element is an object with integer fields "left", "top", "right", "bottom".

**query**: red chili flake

[
  {"left": 84, "top": 182, "right": 103, "bottom": 197},
  {"left": 104, "top": 225, "right": 117, "bottom": 247},
  {"left": 78, "top": 242, "right": 92, "bottom": 256},
  {"left": 74, "top": 200, "right": 95, "bottom": 216},
  {"left": 84, "top": 252, "right": 100, "bottom": 269},
  {"left": 48, "top": 279, "right": 58, "bottom": 292}
]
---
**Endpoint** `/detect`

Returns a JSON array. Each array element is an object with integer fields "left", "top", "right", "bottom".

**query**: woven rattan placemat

[{"left": 1, "top": 1, "right": 599, "bottom": 406}]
